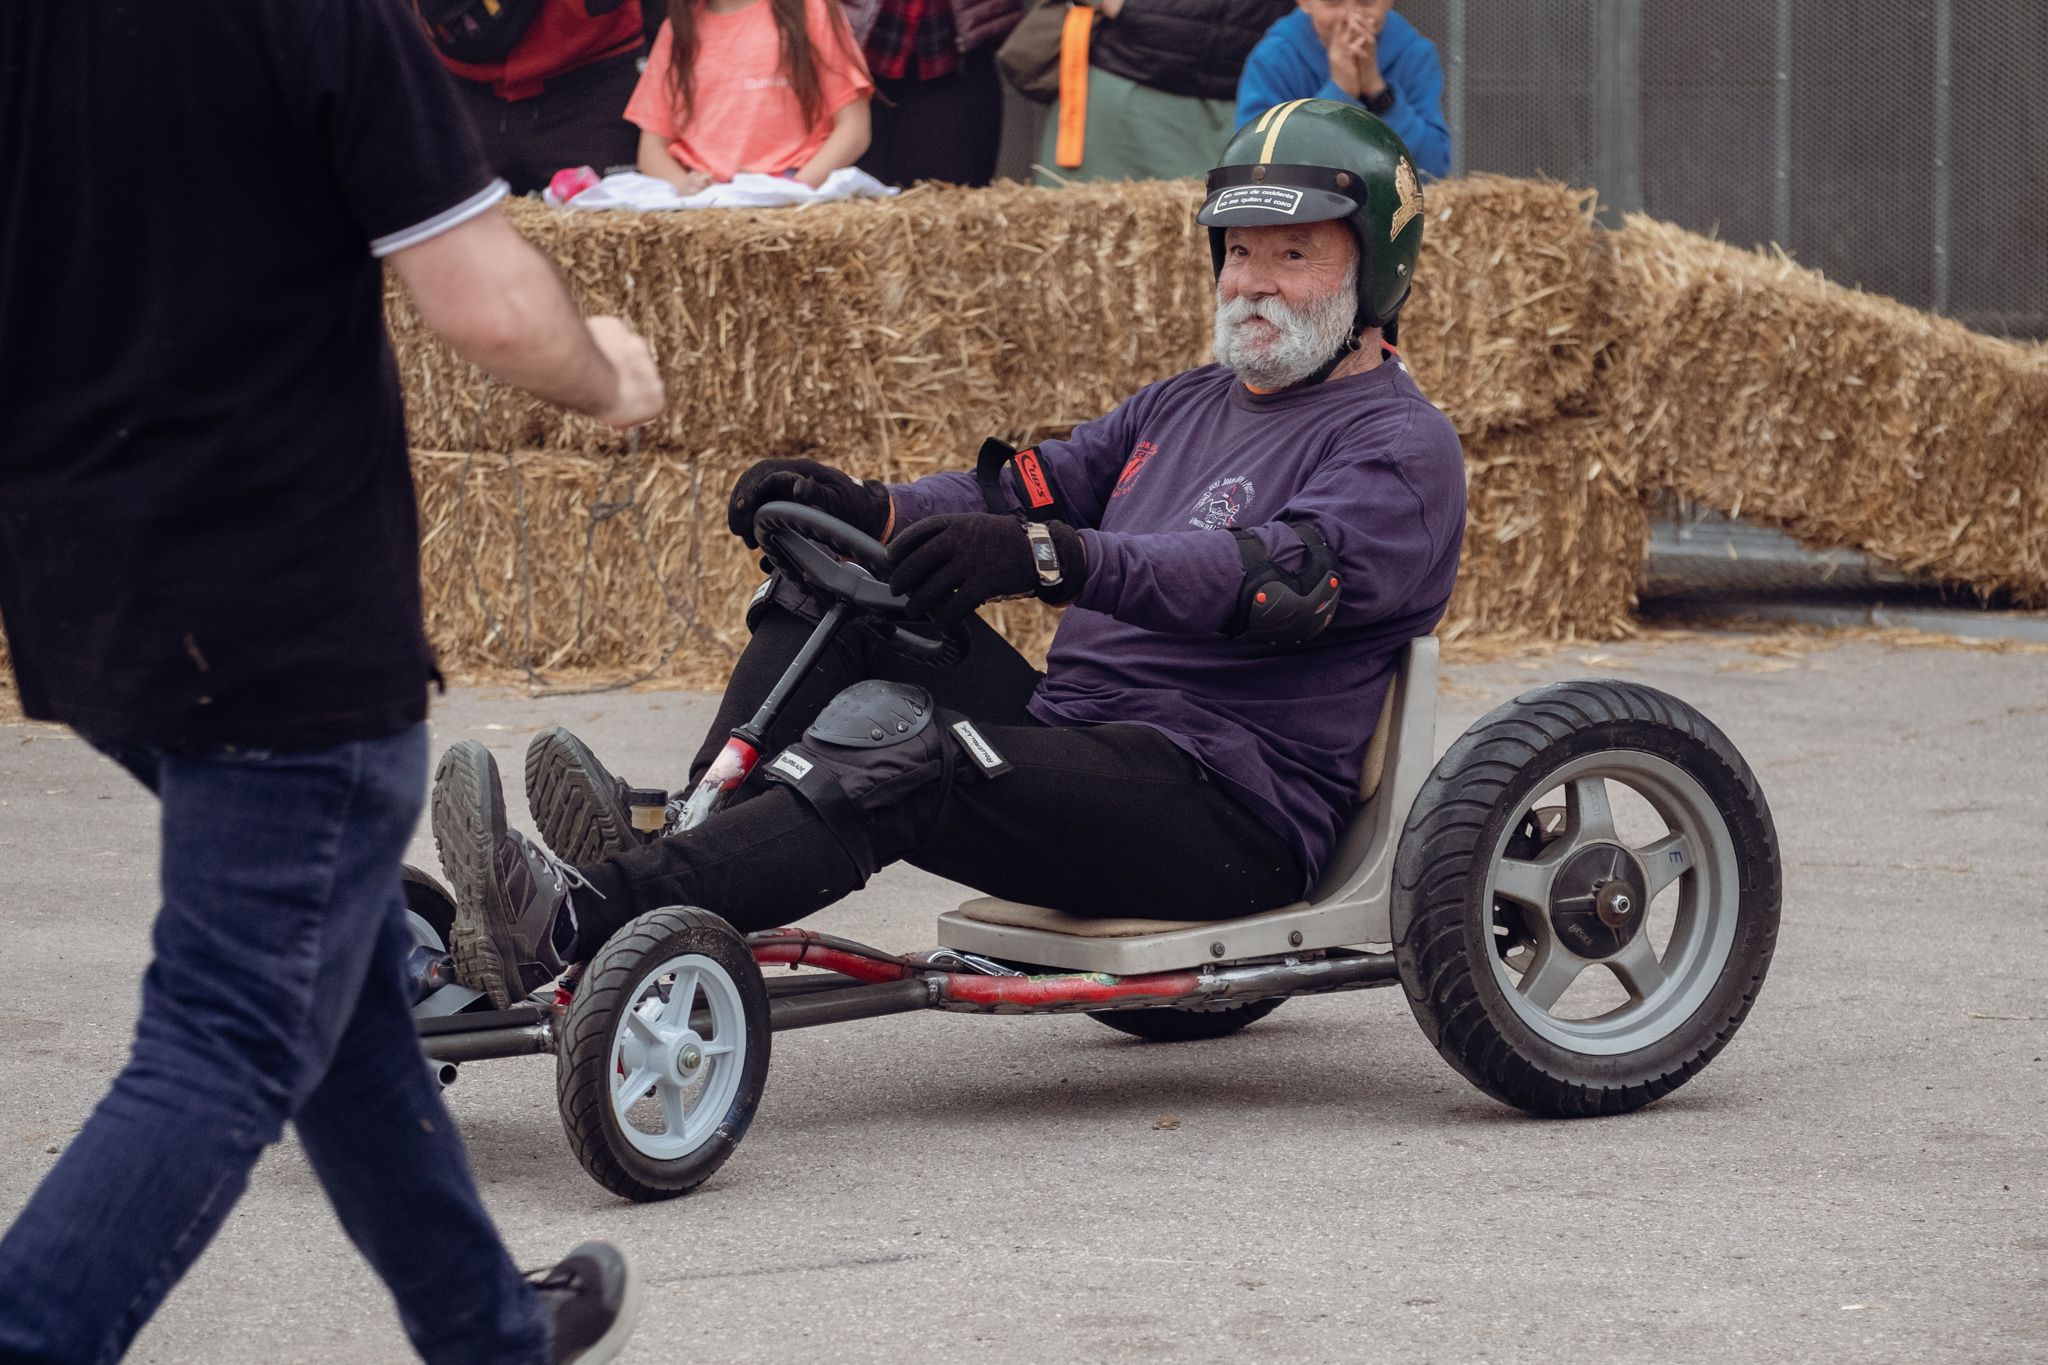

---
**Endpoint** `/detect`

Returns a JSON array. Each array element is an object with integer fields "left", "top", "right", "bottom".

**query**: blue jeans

[{"left": 0, "top": 725, "right": 547, "bottom": 1365}]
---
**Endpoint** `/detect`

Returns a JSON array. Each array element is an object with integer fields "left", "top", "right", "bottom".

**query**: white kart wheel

[
  {"left": 557, "top": 907, "right": 771, "bottom": 1201},
  {"left": 605, "top": 950, "right": 750, "bottom": 1160}
]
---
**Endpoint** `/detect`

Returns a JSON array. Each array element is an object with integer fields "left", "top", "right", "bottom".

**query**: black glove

[
  {"left": 886, "top": 513, "right": 1086, "bottom": 628},
  {"left": 726, "top": 458, "right": 891, "bottom": 549}
]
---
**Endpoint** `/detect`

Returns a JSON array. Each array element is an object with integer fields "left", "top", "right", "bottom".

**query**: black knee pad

[{"left": 759, "top": 680, "right": 1010, "bottom": 879}]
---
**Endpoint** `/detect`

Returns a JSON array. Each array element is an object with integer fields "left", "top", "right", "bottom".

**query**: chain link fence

[{"left": 1399, "top": 0, "right": 2048, "bottom": 338}]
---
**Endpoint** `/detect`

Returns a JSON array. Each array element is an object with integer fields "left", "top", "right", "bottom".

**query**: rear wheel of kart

[
  {"left": 1393, "top": 680, "right": 1780, "bottom": 1118},
  {"left": 1089, "top": 998, "right": 1284, "bottom": 1042},
  {"left": 557, "top": 907, "right": 771, "bottom": 1202}
]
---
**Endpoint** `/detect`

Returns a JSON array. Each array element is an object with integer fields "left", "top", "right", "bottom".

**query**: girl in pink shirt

[{"left": 627, "top": 0, "right": 874, "bottom": 192}]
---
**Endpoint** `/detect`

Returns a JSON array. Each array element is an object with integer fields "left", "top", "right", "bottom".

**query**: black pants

[
  {"left": 571, "top": 599, "right": 1304, "bottom": 950},
  {"left": 455, "top": 52, "right": 643, "bottom": 196},
  {"left": 858, "top": 50, "right": 1005, "bottom": 188}
]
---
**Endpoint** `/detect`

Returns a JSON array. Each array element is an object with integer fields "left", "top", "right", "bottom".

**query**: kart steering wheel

[{"left": 751, "top": 501, "right": 969, "bottom": 667}]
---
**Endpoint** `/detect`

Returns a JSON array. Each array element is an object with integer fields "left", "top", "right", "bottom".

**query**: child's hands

[
  {"left": 1327, "top": 7, "right": 1388, "bottom": 102},
  {"left": 671, "top": 169, "right": 713, "bottom": 196}
]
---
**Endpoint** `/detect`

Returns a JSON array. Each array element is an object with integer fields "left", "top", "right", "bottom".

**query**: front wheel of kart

[
  {"left": 1089, "top": 998, "right": 1284, "bottom": 1041},
  {"left": 1393, "top": 680, "right": 1780, "bottom": 1118},
  {"left": 557, "top": 907, "right": 771, "bottom": 1202}
]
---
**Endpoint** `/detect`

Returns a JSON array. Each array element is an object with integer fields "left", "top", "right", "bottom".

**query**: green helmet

[{"left": 1197, "top": 99, "right": 1425, "bottom": 334}]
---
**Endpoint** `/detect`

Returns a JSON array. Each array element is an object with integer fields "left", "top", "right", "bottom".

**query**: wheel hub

[
  {"left": 1548, "top": 843, "right": 1649, "bottom": 959},
  {"left": 662, "top": 1033, "right": 705, "bottom": 1086}
]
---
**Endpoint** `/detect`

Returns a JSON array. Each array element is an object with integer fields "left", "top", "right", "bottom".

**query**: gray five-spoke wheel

[
  {"left": 1482, "top": 753, "right": 1738, "bottom": 1055},
  {"left": 1393, "top": 679, "right": 1780, "bottom": 1117}
]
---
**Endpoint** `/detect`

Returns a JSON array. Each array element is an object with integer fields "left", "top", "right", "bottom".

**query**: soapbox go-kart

[{"left": 404, "top": 502, "right": 1782, "bottom": 1203}]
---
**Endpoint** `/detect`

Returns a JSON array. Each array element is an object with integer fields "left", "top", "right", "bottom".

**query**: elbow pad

[{"left": 1227, "top": 523, "right": 1342, "bottom": 646}]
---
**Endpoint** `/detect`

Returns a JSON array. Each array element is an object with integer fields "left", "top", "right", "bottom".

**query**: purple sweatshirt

[{"left": 888, "top": 357, "right": 1465, "bottom": 888}]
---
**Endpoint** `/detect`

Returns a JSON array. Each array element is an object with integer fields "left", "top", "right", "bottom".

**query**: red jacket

[{"left": 436, "top": 0, "right": 648, "bottom": 101}]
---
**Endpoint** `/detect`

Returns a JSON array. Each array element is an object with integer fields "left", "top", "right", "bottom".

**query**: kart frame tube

[{"left": 417, "top": 933, "right": 1400, "bottom": 1061}]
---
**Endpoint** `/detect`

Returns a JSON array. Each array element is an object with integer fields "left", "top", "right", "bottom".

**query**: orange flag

[{"left": 1055, "top": 5, "right": 1095, "bottom": 169}]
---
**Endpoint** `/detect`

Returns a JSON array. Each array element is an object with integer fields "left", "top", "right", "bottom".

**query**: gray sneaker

[
  {"left": 525, "top": 726, "right": 655, "bottom": 865},
  {"left": 431, "top": 740, "right": 581, "bottom": 1009}
]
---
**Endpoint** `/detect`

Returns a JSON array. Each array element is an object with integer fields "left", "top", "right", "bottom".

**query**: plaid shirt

[{"left": 863, "top": 0, "right": 959, "bottom": 81}]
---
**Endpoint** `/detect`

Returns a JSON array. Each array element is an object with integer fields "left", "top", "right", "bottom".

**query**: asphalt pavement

[{"left": 1, "top": 632, "right": 2043, "bottom": 1363}]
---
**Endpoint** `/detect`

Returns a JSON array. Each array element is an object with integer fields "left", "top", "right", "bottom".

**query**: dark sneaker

[
  {"left": 531, "top": 1240, "right": 640, "bottom": 1364},
  {"left": 431, "top": 740, "right": 581, "bottom": 1009},
  {"left": 525, "top": 726, "right": 657, "bottom": 865}
]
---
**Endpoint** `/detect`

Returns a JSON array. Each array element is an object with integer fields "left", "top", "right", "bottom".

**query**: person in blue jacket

[{"left": 1237, "top": 0, "right": 1450, "bottom": 179}]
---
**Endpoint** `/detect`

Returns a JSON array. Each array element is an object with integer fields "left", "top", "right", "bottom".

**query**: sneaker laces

[
  {"left": 525, "top": 1262, "right": 586, "bottom": 1294},
  {"left": 529, "top": 836, "right": 604, "bottom": 900}
]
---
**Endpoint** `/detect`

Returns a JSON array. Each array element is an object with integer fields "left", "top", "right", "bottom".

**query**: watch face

[{"left": 1033, "top": 540, "right": 1059, "bottom": 568}]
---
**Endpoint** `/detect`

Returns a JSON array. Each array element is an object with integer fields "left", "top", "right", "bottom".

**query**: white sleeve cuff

[{"left": 369, "top": 179, "right": 510, "bottom": 258}]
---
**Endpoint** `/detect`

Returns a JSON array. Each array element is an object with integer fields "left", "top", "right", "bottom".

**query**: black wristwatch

[{"left": 1363, "top": 85, "right": 1396, "bottom": 116}]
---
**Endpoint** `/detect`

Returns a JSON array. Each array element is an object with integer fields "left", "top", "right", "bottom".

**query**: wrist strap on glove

[{"left": 974, "top": 437, "right": 1072, "bottom": 525}]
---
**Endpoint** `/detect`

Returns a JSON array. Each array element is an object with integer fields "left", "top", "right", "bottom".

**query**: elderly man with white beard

[{"left": 427, "top": 100, "right": 1466, "bottom": 1008}]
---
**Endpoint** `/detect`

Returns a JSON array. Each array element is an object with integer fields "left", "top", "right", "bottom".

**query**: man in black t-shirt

[{"left": 0, "top": 3, "right": 661, "bottom": 1360}]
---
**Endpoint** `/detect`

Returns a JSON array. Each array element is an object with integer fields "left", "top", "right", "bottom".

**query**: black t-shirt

[{"left": 0, "top": 0, "right": 503, "bottom": 748}]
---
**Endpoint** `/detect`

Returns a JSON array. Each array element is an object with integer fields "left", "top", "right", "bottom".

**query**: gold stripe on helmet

[{"left": 1255, "top": 99, "right": 1313, "bottom": 162}]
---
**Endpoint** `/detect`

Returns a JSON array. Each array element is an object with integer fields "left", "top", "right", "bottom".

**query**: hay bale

[
  {"left": 388, "top": 176, "right": 1601, "bottom": 459},
  {"left": 1600, "top": 215, "right": 2048, "bottom": 604},
  {"left": 1400, "top": 175, "right": 1605, "bottom": 434},
  {"left": 387, "top": 203, "right": 890, "bottom": 460},
  {"left": 416, "top": 447, "right": 743, "bottom": 687},
  {"left": 1441, "top": 415, "right": 1647, "bottom": 643}
]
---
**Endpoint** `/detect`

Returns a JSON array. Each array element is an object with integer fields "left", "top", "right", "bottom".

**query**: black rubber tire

[
  {"left": 1392, "top": 680, "right": 1780, "bottom": 1118},
  {"left": 400, "top": 862, "right": 456, "bottom": 947},
  {"left": 1089, "top": 997, "right": 1284, "bottom": 1042},
  {"left": 556, "top": 907, "right": 771, "bottom": 1202}
]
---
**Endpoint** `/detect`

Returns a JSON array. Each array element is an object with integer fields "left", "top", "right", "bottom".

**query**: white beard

[{"left": 1212, "top": 263, "right": 1360, "bottom": 390}]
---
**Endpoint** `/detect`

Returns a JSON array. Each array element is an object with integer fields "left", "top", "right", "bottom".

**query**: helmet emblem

[{"left": 1391, "top": 158, "right": 1422, "bottom": 241}]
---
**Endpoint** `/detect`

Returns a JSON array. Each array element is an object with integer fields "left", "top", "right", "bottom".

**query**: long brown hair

[{"left": 662, "top": 0, "right": 856, "bottom": 133}]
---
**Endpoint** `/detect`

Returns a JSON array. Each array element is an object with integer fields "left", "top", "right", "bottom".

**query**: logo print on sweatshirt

[
  {"left": 1112, "top": 441, "right": 1157, "bottom": 498},
  {"left": 1187, "top": 475, "right": 1256, "bottom": 530}
]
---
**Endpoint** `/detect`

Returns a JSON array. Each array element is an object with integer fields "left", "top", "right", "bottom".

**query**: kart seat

[{"left": 937, "top": 636, "right": 1438, "bottom": 974}]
